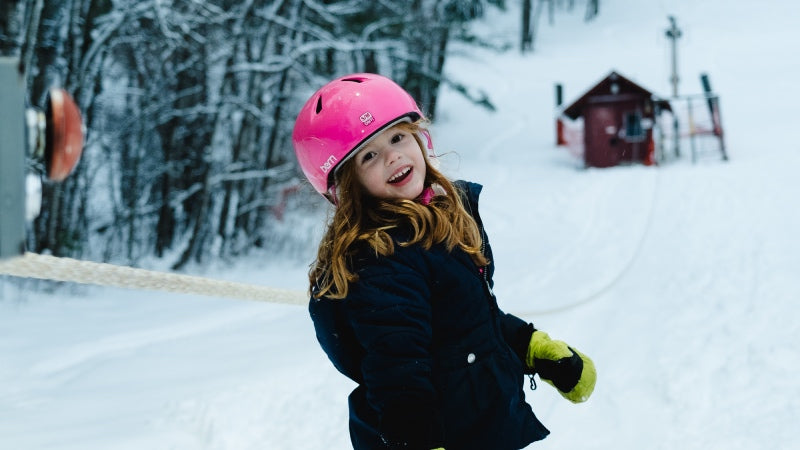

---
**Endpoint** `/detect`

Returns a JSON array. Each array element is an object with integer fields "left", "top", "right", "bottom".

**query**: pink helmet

[{"left": 292, "top": 73, "right": 427, "bottom": 199}]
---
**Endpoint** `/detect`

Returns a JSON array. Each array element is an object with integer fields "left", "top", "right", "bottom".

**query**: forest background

[{"left": 0, "top": 0, "right": 598, "bottom": 270}]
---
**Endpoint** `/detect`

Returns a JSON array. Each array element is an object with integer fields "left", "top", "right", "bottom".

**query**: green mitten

[{"left": 526, "top": 330, "right": 596, "bottom": 403}]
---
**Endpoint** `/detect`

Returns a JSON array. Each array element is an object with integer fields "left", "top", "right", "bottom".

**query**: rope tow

[
  {"left": 2, "top": 164, "right": 658, "bottom": 317},
  {"left": 514, "top": 168, "right": 662, "bottom": 317},
  {"left": 0, "top": 252, "right": 309, "bottom": 306}
]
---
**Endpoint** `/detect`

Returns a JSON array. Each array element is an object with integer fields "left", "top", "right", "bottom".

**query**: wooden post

[
  {"left": 555, "top": 83, "right": 566, "bottom": 146},
  {"left": 688, "top": 97, "right": 697, "bottom": 163},
  {"left": 699, "top": 73, "right": 729, "bottom": 161}
]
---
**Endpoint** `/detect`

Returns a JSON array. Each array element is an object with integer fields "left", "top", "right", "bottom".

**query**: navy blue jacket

[{"left": 309, "top": 181, "right": 549, "bottom": 449}]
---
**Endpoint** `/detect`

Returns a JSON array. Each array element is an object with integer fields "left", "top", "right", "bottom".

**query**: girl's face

[{"left": 352, "top": 125, "right": 426, "bottom": 201}]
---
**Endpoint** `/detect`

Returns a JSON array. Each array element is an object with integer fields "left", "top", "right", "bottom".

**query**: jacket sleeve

[
  {"left": 499, "top": 311, "right": 536, "bottom": 374},
  {"left": 345, "top": 251, "right": 445, "bottom": 448},
  {"left": 309, "top": 294, "right": 365, "bottom": 383}
]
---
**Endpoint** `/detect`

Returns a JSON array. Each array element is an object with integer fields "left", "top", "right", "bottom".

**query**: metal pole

[
  {"left": 687, "top": 97, "right": 697, "bottom": 163},
  {"left": 713, "top": 97, "right": 729, "bottom": 161},
  {"left": 665, "top": 16, "right": 683, "bottom": 159},
  {"left": 0, "top": 57, "right": 27, "bottom": 260},
  {"left": 666, "top": 16, "right": 682, "bottom": 98}
]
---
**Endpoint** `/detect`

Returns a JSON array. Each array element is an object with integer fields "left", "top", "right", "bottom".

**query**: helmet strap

[
  {"left": 324, "top": 187, "right": 339, "bottom": 206},
  {"left": 419, "top": 129, "right": 434, "bottom": 152}
]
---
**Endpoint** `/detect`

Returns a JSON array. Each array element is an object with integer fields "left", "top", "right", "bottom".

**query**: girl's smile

[
  {"left": 353, "top": 124, "right": 426, "bottom": 200},
  {"left": 387, "top": 166, "right": 412, "bottom": 184}
]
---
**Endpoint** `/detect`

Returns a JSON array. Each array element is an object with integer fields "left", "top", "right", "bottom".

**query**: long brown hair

[{"left": 310, "top": 121, "right": 488, "bottom": 299}]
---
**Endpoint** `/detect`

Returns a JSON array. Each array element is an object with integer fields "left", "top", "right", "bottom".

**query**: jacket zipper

[
  {"left": 479, "top": 232, "right": 494, "bottom": 298},
  {"left": 480, "top": 230, "right": 534, "bottom": 388},
  {"left": 478, "top": 229, "right": 504, "bottom": 342}
]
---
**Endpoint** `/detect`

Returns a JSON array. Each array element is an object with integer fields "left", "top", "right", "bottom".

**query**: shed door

[{"left": 584, "top": 105, "right": 621, "bottom": 168}]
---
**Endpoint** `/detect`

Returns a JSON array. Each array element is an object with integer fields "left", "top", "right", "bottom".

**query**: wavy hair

[{"left": 310, "top": 121, "right": 488, "bottom": 299}]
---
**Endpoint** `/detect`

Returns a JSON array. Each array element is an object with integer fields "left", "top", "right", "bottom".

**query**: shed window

[{"left": 624, "top": 111, "right": 646, "bottom": 142}]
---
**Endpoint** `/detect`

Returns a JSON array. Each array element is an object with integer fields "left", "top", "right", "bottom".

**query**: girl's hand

[{"left": 526, "top": 331, "right": 596, "bottom": 403}]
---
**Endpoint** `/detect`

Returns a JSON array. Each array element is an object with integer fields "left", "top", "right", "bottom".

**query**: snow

[{"left": 3, "top": 1, "right": 800, "bottom": 448}]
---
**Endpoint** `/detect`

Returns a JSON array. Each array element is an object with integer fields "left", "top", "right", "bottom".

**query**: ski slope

[{"left": 2, "top": 1, "right": 799, "bottom": 449}]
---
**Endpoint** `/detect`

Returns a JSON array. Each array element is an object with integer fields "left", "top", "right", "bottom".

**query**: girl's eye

[
  {"left": 361, "top": 151, "right": 376, "bottom": 163},
  {"left": 390, "top": 133, "right": 404, "bottom": 144}
]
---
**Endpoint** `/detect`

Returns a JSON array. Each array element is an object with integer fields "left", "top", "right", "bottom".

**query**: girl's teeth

[{"left": 389, "top": 168, "right": 410, "bottom": 182}]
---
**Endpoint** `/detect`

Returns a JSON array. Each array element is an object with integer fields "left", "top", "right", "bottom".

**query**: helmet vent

[
  {"left": 315, "top": 96, "right": 323, "bottom": 114},
  {"left": 342, "top": 77, "right": 365, "bottom": 83}
]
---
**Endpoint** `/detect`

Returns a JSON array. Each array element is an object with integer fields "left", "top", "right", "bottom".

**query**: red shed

[{"left": 560, "top": 71, "right": 670, "bottom": 168}]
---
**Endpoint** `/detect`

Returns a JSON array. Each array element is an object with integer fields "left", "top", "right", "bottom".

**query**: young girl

[{"left": 292, "top": 73, "right": 596, "bottom": 450}]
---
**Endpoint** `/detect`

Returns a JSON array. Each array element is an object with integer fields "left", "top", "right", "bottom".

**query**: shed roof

[{"left": 561, "top": 70, "right": 669, "bottom": 120}]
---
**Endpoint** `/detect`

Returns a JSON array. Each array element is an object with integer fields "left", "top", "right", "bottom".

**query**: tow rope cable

[
  {"left": 514, "top": 168, "right": 662, "bottom": 317},
  {"left": 2, "top": 168, "right": 658, "bottom": 315},
  {"left": 0, "top": 252, "right": 308, "bottom": 305}
]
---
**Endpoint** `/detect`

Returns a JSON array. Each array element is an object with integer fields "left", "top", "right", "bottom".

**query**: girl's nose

[{"left": 384, "top": 148, "right": 401, "bottom": 165}]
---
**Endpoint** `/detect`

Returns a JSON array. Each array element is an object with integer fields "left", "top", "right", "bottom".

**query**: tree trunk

[
  {"left": 0, "top": 0, "right": 26, "bottom": 56},
  {"left": 586, "top": 0, "right": 599, "bottom": 21},
  {"left": 521, "top": 0, "right": 533, "bottom": 53}
]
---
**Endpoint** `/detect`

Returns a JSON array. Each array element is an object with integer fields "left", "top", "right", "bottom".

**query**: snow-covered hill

[{"left": 2, "top": 1, "right": 799, "bottom": 449}]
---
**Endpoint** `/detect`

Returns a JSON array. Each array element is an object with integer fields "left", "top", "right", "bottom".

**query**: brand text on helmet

[
  {"left": 320, "top": 155, "right": 338, "bottom": 174},
  {"left": 360, "top": 112, "right": 375, "bottom": 126}
]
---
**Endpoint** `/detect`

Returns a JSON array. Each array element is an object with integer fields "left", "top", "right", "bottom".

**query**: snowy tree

[
  {"left": 11, "top": 0, "right": 510, "bottom": 267},
  {"left": 520, "top": 0, "right": 601, "bottom": 53}
]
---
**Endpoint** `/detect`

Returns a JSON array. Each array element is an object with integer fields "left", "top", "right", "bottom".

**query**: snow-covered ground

[{"left": 2, "top": 1, "right": 799, "bottom": 449}]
